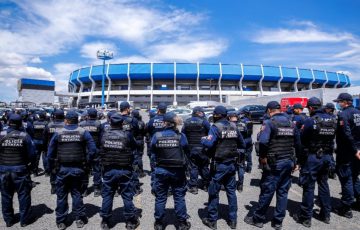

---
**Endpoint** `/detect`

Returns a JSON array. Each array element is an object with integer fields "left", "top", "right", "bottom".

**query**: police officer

[
  {"left": 47, "top": 110, "right": 97, "bottom": 230},
  {"left": 292, "top": 103, "right": 307, "bottom": 129},
  {"left": 44, "top": 109, "right": 65, "bottom": 194},
  {"left": 32, "top": 110, "right": 48, "bottom": 176},
  {"left": 20, "top": 111, "right": 34, "bottom": 138},
  {"left": 244, "top": 101, "right": 301, "bottom": 230},
  {"left": 100, "top": 110, "right": 117, "bottom": 137},
  {"left": 323, "top": 103, "right": 337, "bottom": 179},
  {"left": 119, "top": 102, "right": 142, "bottom": 196},
  {"left": 333, "top": 93, "right": 360, "bottom": 218},
  {"left": 99, "top": 114, "right": 140, "bottom": 230},
  {"left": 201, "top": 105, "right": 245, "bottom": 229},
  {"left": 151, "top": 112, "right": 191, "bottom": 230},
  {"left": 182, "top": 106, "right": 211, "bottom": 194},
  {"left": 79, "top": 108, "right": 102, "bottom": 197},
  {"left": 238, "top": 109, "right": 254, "bottom": 173},
  {"left": 146, "top": 103, "right": 167, "bottom": 194},
  {"left": 0, "top": 114, "right": 36, "bottom": 227},
  {"left": 293, "top": 97, "right": 336, "bottom": 227},
  {"left": 131, "top": 109, "right": 146, "bottom": 178}
]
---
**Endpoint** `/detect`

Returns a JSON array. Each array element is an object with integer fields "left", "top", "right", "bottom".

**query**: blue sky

[{"left": 0, "top": 0, "right": 359, "bottom": 102}]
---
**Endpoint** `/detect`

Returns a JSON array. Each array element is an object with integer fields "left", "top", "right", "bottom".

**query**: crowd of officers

[{"left": 0, "top": 92, "right": 359, "bottom": 230}]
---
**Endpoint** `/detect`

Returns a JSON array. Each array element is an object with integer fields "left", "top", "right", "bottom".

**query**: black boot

[
  {"left": 154, "top": 220, "right": 164, "bottom": 230},
  {"left": 178, "top": 220, "right": 191, "bottom": 230},
  {"left": 202, "top": 218, "right": 217, "bottom": 229},
  {"left": 293, "top": 213, "right": 311, "bottom": 228},
  {"left": 125, "top": 217, "right": 140, "bottom": 230}
]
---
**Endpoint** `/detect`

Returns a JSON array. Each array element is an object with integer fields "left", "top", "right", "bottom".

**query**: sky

[{"left": 0, "top": 0, "right": 359, "bottom": 102}]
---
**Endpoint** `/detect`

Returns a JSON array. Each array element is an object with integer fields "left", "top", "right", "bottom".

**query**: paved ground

[{"left": 1, "top": 113, "right": 359, "bottom": 230}]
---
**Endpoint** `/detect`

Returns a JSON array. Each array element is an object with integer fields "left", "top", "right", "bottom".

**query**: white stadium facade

[{"left": 68, "top": 63, "right": 351, "bottom": 108}]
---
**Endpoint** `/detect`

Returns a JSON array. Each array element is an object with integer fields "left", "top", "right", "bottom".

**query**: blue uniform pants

[
  {"left": 237, "top": 147, "right": 252, "bottom": 185},
  {"left": 154, "top": 167, "right": 188, "bottom": 221},
  {"left": 188, "top": 148, "right": 210, "bottom": 188},
  {"left": 245, "top": 144, "right": 253, "bottom": 172},
  {"left": 253, "top": 159, "right": 293, "bottom": 224},
  {"left": 34, "top": 141, "right": 46, "bottom": 171},
  {"left": 92, "top": 159, "right": 101, "bottom": 189},
  {"left": 299, "top": 154, "right": 331, "bottom": 219},
  {"left": 55, "top": 168, "right": 87, "bottom": 224},
  {"left": 136, "top": 140, "right": 145, "bottom": 171},
  {"left": 337, "top": 161, "right": 360, "bottom": 208},
  {"left": 100, "top": 168, "right": 136, "bottom": 221},
  {"left": 207, "top": 162, "right": 237, "bottom": 222},
  {"left": 0, "top": 171, "right": 32, "bottom": 225}
]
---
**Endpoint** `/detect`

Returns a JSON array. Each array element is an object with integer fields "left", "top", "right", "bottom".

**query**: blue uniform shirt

[
  {"left": 181, "top": 116, "right": 211, "bottom": 134},
  {"left": 47, "top": 124, "right": 97, "bottom": 170},
  {"left": 146, "top": 114, "right": 166, "bottom": 138},
  {"left": 258, "top": 113, "right": 301, "bottom": 160},
  {"left": 0, "top": 127, "right": 36, "bottom": 172},
  {"left": 292, "top": 114, "right": 307, "bottom": 130},
  {"left": 201, "top": 118, "right": 246, "bottom": 151}
]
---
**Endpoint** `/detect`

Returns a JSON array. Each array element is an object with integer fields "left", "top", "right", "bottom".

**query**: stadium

[{"left": 68, "top": 63, "right": 351, "bottom": 108}]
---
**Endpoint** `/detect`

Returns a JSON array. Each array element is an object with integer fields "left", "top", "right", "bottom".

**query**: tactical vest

[
  {"left": 135, "top": 120, "right": 145, "bottom": 140},
  {"left": 183, "top": 117, "right": 208, "bottom": 148},
  {"left": 80, "top": 120, "right": 101, "bottom": 147},
  {"left": 214, "top": 122, "right": 239, "bottom": 162},
  {"left": 237, "top": 119, "right": 253, "bottom": 139},
  {"left": 309, "top": 115, "right": 336, "bottom": 153},
  {"left": 0, "top": 130, "right": 27, "bottom": 166},
  {"left": 33, "top": 120, "right": 47, "bottom": 140},
  {"left": 57, "top": 127, "right": 86, "bottom": 164},
  {"left": 268, "top": 117, "right": 295, "bottom": 159},
  {"left": 100, "top": 129, "right": 133, "bottom": 167},
  {"left": 149, "top": 116, "right": 165, "bottom": 137},
  {"left": 122, "top": 116, "right": 134, "bottom": 132},
  {"left": 351, "top": 109, "right": 360, "bottom": 145},
  {"left": 155, "top": 132, "right": 186, "bottom": 167},
  {"left": 47, "top": 121, "right": 65, "bottom": 143}
]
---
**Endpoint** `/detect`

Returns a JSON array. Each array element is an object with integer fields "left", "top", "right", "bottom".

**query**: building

[
  {"left": 68, "top": 63, "right": 351, "bottom": 108},
  {"left": 18, "top": 78, "right": 55, "bottom": 105}
]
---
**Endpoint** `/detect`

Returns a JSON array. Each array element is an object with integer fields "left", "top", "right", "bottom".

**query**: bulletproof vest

[
  {"left": 122, "top": 116, "right": 134, "bottom": 132},
  {"left": 237, "top": 119, "right": 253, "bottom": 139},
  {"left": 135, "top": 120, "right": 145, "bottom": 140},
  {"left": 214, "top": 121, "right": 238, "bottom": 162},
  {"left": 33, "top": 120, "right": 47, "bottom": 140},
  {"left": 0, "top": 130, "right": 28, "bottom": 166},
  {"left": 155, "top": 131, "right": 186, "bottom": 167},
  {"left": 268, "top": 117, "right": 295, "bottom": 158},
  {"left": 149, "top": 116, "right": 165, "bottom": 137},
  {"left": 100, "top": 129, "right": 133, "bottom": 167},
  {"left": 309, "top": 115, "right": 336, "bottom": 153},
  {"left": 351, "top": 109, "right": 360, "bottom": 144},
  {"left": 47, "top": 121, "right": 65, "bottom": 143},
  {"left": 80, "top": 120, "right": 101, "bottom": 147},
  {"left": 183, "top": 117, "right": 208, "bottom": 148},
  {"left": 57, "top": 127, "right": 86, "bottom": 164}
]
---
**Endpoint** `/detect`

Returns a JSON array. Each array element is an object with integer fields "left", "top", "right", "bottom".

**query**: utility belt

[
  {"left": 58, "top": 161, "right": 89, "bottom": 173},
  {"left": 267, "top": 153, "right": 293, "bottom": 165},
  {"left": 102, "top": 165, "right": 133, "bottom": 172},
  {"left": 308, "top": 148, "right": 332, "bottom": 159}
]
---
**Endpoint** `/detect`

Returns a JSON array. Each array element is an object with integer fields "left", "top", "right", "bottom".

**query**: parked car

[
  {"left": 169, "top": 108, "right": 192, "bottom": 124},
  {"left": 238, "top": 105, "right": 266, "bottom": 123}
]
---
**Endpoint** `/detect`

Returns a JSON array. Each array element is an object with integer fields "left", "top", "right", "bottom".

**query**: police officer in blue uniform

[
  {"left": 79, "top": 108, "right": 102, "bottom": 197},
  {"left": 47, "top": 110, "right": 97, "bottom": 230},
  {"left": 20, "top": 111, "right": 34, "bottom": 138},
  {"left": 44, "top": 109, "right": 65, "bottom": 194},
  {"left": 293, "top": 97, "right": 336, "bottom": 227},
  {"left": 99, "top": 114, "right": 140, "bottom": 230},
  {"left": 323, "top": 103, "right": 337, "bottom": 179},
  {"left": 151, "top": 112, "right": 191, "bottom": 230},
  {"left": 131, "top": 109, "right": 146, "bottom": 178},
  {"left": 119, "top": 102, "right": 142, "bottom": 196},
  {"left": 100, "top": 110, "right": 117, "bottom": 137},
  {"left": 32, "top": 110, "right": 48, "bottom": 176},
  {"left": 201, "top": 105, "right": 245, "bottom": 229},
  {"left": 146, "top": 103, "right": 167, "bottom": 194},
  {"left": 245, "top": 101, "right": 301, "bottom": 230},
  {"left": 292, "top": 103, "right": 307, "bottom": 130},
  {"left": 333, "top": 93, "right": 360, "bottom": 218},
  {"left": 0, "top": 114, "right": 36, "bottom": 227},
  {"left": 182, "top": 106, "right": 211, "bottom": 194}
]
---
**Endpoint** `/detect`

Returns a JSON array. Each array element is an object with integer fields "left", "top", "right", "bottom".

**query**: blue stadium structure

[{"left": 68, "top": 63, "right": 351, "bottom": 107}]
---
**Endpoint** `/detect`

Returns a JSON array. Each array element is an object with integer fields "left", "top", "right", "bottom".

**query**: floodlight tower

[{"left": 96, "top": 50, "right": 113, "bottom": 107}]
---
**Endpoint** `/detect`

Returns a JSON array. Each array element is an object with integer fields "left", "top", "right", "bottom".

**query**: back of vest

[
  {"left": 0, "top": 130, "right": 27, "bottom": 166},
  {"left": 310, "top": 115, "right": 336, "bottom": 153},
  {"left": 80, "top": 120, "right": 101, "bottom": 147},
  {"left": 155, "top": 132, "right": 185, "bottom": 168},
  {"left": 268, "top": 117, "right": 295, "bottom": 159},
  {"left": 47, "top": 121, "right": 65, "bottom": 144},
  {"left": 149, "top": 116, "right": 165, "bottom": 137},
  {"left": 350, "top": 108, "right": 360, "bottom": 147},
  {"left": 57, "top": 127, "right": 85, "bottom": 164},
  {"left": 33, "top": 120, "right": 47, "bottom": 140},
  {"left": 183, "top": 117, "right": 207, "bottom": 148},
  {"left": 100, "top": 129, "right": 133, "bottom": 167},
  {"left": 122, "top": 116, "right": 134, "bottom": 132},
  {"left": 214, "top": 122, "right": 238, "bottom": 162}
]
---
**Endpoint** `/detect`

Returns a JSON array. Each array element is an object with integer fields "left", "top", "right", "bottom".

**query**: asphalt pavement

[{"left": 1, "top": 113, "right": 359, "bottom": 230}]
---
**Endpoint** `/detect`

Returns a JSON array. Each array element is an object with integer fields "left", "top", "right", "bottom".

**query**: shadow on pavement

[{"left": 28, "top": 203, "right": 54, "bottom": 224}]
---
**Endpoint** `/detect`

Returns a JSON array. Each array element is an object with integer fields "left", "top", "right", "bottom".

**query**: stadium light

[{"left": 97, "top": 50, "right": 113, "bottom": 107}]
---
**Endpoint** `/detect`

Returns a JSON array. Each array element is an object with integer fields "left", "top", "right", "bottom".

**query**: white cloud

[
  {"left": 30, "top": 57, "right": 42, "bottom": 63},
  {"left": 80, "top": 42, "right": 118, "bottom": 60}
]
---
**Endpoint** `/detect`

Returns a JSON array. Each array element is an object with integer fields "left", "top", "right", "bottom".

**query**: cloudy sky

[{"left": 0, "top": 0, "right": 359, "bottom": 102}]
